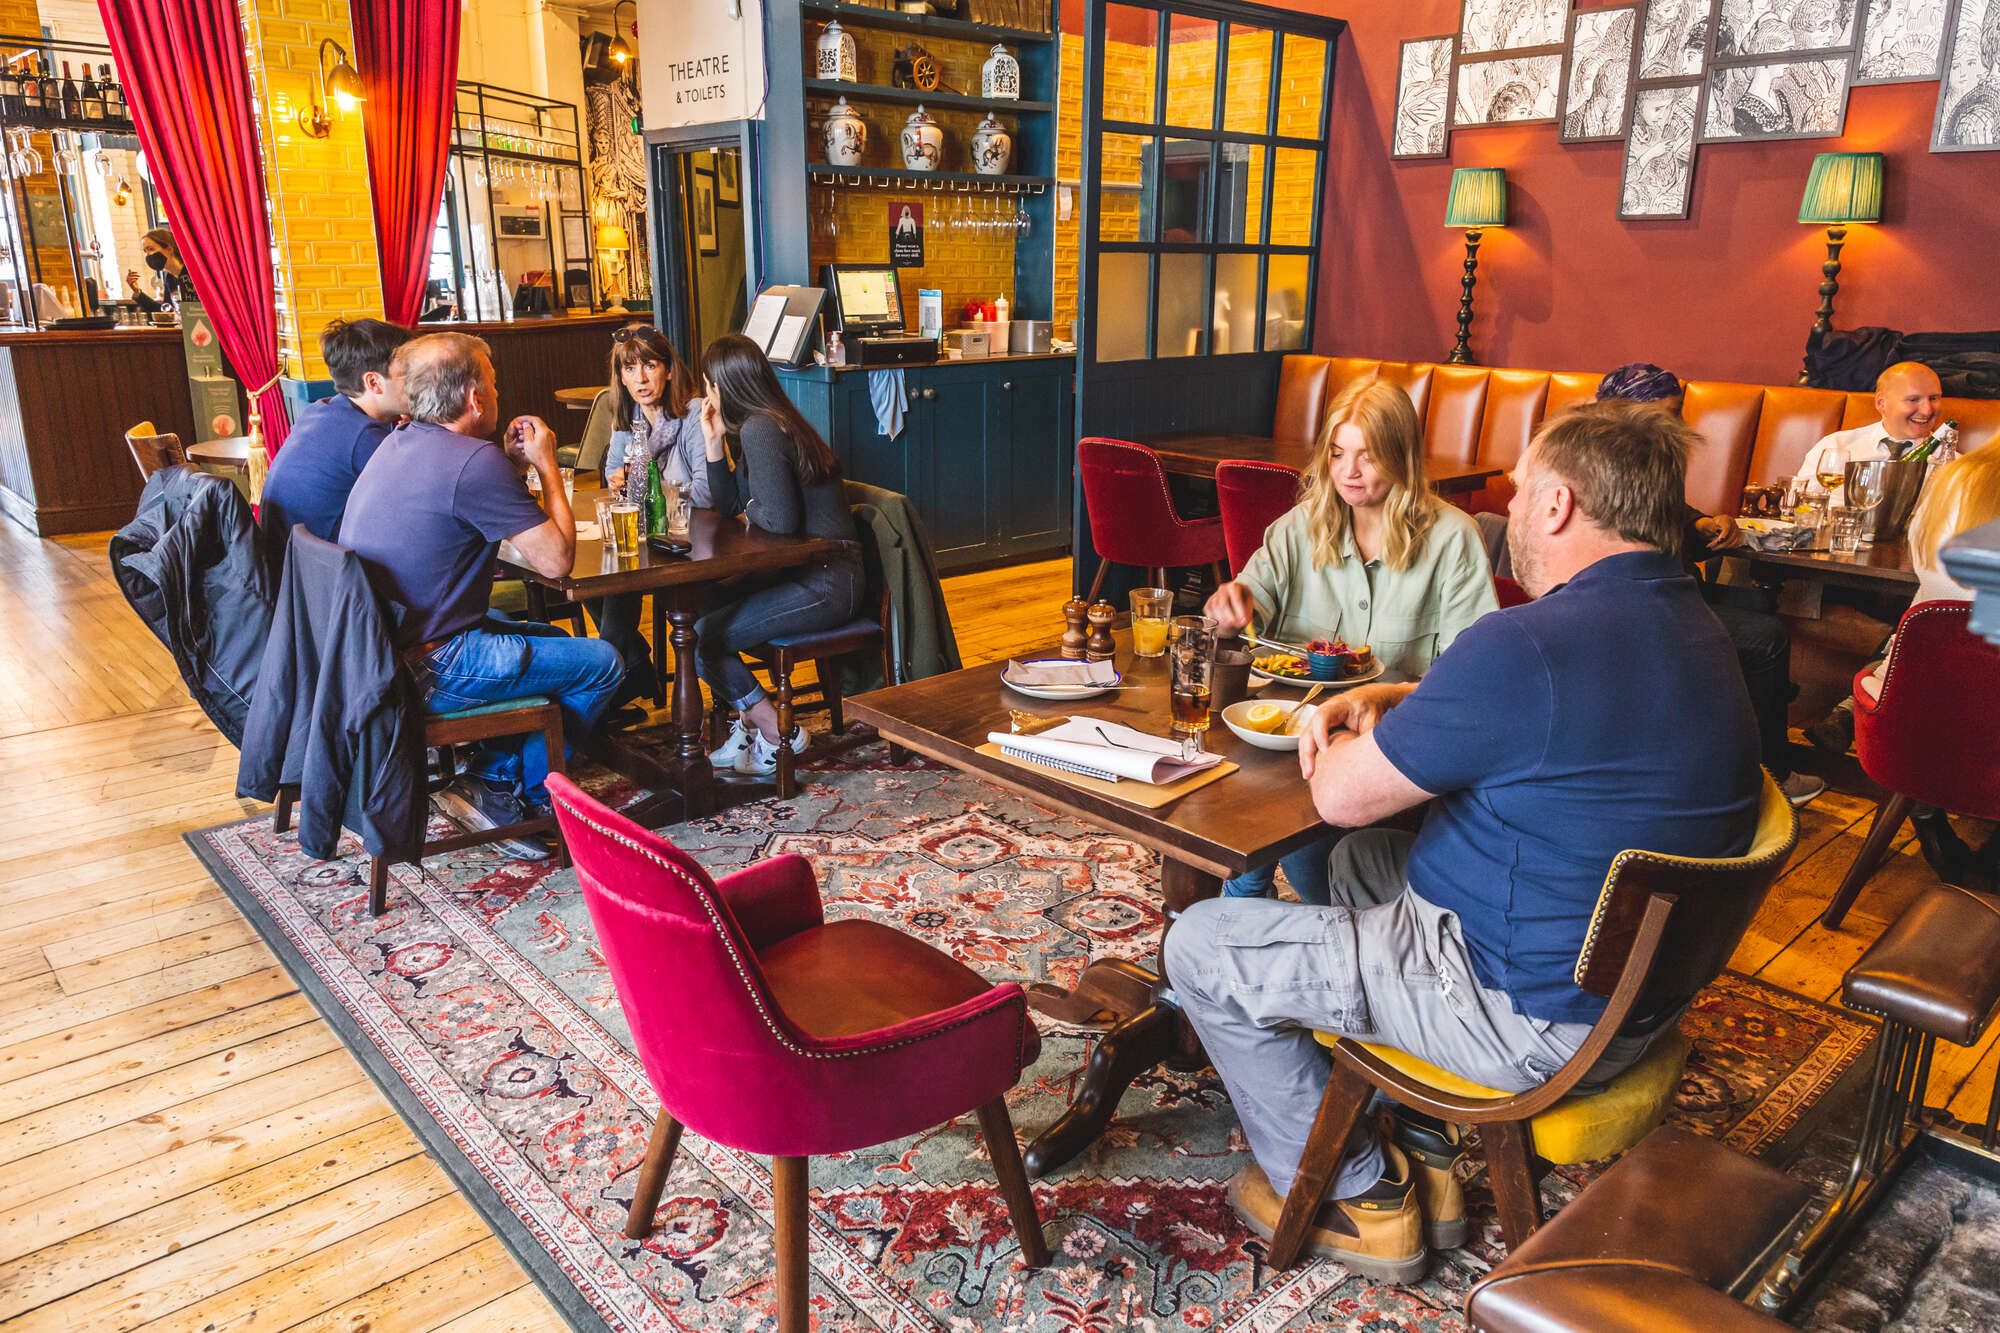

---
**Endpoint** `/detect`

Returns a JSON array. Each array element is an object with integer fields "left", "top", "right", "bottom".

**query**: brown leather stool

[
  {"left": 1466, "top": 1124, "right": 1809, "bottom": 1332},
  {"left": 1757, "top": 882, "right": 2000, "bottom": 1311}
]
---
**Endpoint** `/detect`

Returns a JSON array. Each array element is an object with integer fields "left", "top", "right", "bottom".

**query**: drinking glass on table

[
  {"left": 1827, "top": 506, "right": 1862, "bottom": 555},
  {"left": 608, "top": 499, "right": 642, "bottom": 556},
  {"left": 1843, "top": 464, "right": 1885, "bottom": 545},
  {"left": 559, "top": 466, "right": 575, "bottom": 505},
  {"left": 593, "top": 494, "right": 615, "bottom": 541},
  {"left": 664, "top": 483, "right": 691, "bottom": 541},
  {"left": 1816, "top": 464, "right": 1847, "bottom": 504},
  {"left": 1168, "top": 615, "right": 1216, "bottom": 761},
  {"left": 1129, "top": 587, "right": 1172, "bottom": 658}
]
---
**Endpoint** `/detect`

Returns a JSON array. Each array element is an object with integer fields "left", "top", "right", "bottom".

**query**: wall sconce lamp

[
  {"left": 298, "top": 38, "right": 364, "bottom": 139},
  {"left": 1797, "top": 151, "right": 1883, "bottom": 381},
  {"left": 1444, "top": 167, "right": 1507, "bottom": 366},
  {"left": 607, "top": 1, "right": 636, "bottom": 67}
]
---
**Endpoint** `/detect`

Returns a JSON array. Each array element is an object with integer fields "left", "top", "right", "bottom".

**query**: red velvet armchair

[
  {"left": 1215, "top": 459, "right": 1302, "bottom": 575},
  {"left": 545, "top": 776, "right": 1048, "bottom": 1329},
  {"left": 1078, "top": 437, "right": 1228, "bottom": 600},
  {"left": 1821, "top": 601, "right": 2000, "bottom": 929}
]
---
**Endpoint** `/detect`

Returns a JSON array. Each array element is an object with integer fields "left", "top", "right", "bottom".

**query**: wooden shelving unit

[
  {"left": 802, "top": 77, "right": 1052, "bottom": 115},
  {"left": 800, "top": 1, "right": 1056, "bottom": 47}
]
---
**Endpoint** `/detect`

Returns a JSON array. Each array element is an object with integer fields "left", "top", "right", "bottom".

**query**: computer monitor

[{"left": 822, "top": 264, "right": 905, "bottom": 337}]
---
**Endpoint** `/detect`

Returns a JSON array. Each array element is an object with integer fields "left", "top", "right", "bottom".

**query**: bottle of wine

[
  {"left": 0, "top": 59, "right": 18, "bottom": 119},
  {"left": 60, "top": 60, "right": 79, "bottom": 120},
  {"left": 38, "top": 57, "right": 57, "bottom": 116},
  {"left": 1903, "top": 420, "right": 1959, "bottom": 465},
  {"left": 21, "top": 56, "right": 40, "bottom": 113},
  {"left": 99, "top": 64, "right": 121, "bottom": 119},
  {"left": 79, "top": 64, "right": 100, "bottom": 120},
  {"left": 644, "top": 457, "right": 666, "bottom": 536}
]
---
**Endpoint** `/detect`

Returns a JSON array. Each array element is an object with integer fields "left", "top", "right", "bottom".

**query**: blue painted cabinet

[{"left": 778, "top": 354, "right": 1074, "bottom": 572}]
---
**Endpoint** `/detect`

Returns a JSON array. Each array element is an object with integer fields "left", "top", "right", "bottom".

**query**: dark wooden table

[
  {"left": 555, "top": 386, "right": 605, "bottom": 413},
  {"left": 498, "top": 495, "right": 841, "bottom": 823},
  {"left": 187, "top": 436, "right": 249, "bottom": 472},
  {"left": 1722, "top": 537, "right": 1918, "bottom": 593},
  {"left": 1138, "top": 431, "right": 1503, "bottom": 494},
  {"left": 847, "top": 643, "right": 1330, "bottom": 1178}
]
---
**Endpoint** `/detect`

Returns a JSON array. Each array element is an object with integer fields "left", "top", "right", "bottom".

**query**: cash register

[{"left": 822, "top": 263, "right": 938, "bottom": 366}]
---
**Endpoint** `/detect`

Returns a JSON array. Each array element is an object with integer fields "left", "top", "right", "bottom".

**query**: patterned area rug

[{"left": 189, "top": 734, "right": 1874, "bottom": 1332}]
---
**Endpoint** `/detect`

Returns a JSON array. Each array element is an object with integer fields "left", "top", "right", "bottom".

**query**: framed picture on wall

[
  {"left": 1638, "top": 0, "right": 1709, "bottom": 79},
  {"left": 1933, "top": 0, "right": 2000, "bottom": 151},
  {"left": 1853, "top": 0, "right": 1949, "bottom": 85},
  {"left": 717, "top": 151, "right": 740, "bottom": 205},
  {"left": 1452, "top": 52, "right": 1563, "bottom": 127},
  {"left": 1700, "top": 55, "right": 1852, "bottom": 141},
  {"left": 1458, "top": 0, "right": 1566, "bottom": 55},
  {"left": 1392, "top": 35, "right": 1456, "bottom": 158},
  {"left": 1618, "top": 81, "right": 1702, "bottom": 219},
  {"left": 692, "top": 164, "right": 720, "bottom": 256},
  {"left": 1711, "top": 0, "right": 1862, "bottom": 57},
  {"left": 1559, "top": 5, "right": 1638, "bottom": 142}
]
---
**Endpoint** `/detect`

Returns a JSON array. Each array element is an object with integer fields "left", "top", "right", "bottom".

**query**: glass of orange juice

[{"left": 1129, "top": 587, "right": 1173, "bottom": 657}]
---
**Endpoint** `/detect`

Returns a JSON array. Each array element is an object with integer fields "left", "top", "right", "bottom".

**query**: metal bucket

[{"left": 1845, "top": 458, "right": 1929, "bottom": 544}]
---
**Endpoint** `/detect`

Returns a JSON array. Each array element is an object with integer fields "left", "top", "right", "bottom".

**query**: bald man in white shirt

[{"left": 1794, "top": 361, "right": 1949, "bottom": 485}]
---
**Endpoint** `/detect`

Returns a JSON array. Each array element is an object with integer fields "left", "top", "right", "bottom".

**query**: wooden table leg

[
  {"left": 1021, "top": 859, "right": 1222, "bottom": 1178},
  {"left": 667, "top": 586, "right": 715, "bottom": 818}
]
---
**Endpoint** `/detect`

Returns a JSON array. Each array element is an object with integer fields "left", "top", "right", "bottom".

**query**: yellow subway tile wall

[{"left": 238, "top": 0, "right": 383, "bottom": 381}]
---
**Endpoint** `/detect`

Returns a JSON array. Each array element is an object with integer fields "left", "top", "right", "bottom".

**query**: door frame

[{"left": 644, "top": 121, "right": 760, "bottom": 350}]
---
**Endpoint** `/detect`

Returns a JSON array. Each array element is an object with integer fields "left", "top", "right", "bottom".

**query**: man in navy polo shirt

[
  {"left": 340, "top": 333, "right": 623, "bottom": 858},
  {"left": 1166, "top": 400, "right": 1760, "bottom": 1280},
  {"left": 260, "top": 318, "right": 413, "bottom": 573}
]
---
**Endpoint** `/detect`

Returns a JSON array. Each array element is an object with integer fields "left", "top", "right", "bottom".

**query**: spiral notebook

[{"left": 982, "top": 718, "right": 1222, "bottom": 785}]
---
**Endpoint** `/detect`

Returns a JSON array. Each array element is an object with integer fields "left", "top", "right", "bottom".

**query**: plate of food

[
  {"left": 1000, "top": 657, "right": 1123, "bottom": 701},
  {"left": 1250, "top": 639, "right": 1383, "bottom": 688}
]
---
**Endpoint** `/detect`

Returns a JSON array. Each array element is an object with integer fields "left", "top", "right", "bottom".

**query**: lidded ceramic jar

[
  {"left": 823, "top": 97, "right": 867, "bottom": 166},
  {"left": 981, "top": 44, "right": 1020, "bottom": 100},
  {"left": 899, "top": 105, "right": 943, "bottom": 171},
  {"left": 815, "top": 20, "right": 856, "bottom": 82},
  {"left": 970, "top": 115, "right": 1012, "bottom": 175}
]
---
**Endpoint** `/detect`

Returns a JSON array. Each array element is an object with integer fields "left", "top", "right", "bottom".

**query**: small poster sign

[{"left": 888, "top": 202, "right": 924, "bottom": 267}]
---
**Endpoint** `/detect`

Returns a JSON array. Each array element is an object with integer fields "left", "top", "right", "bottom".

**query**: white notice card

[
  {"left": 771, "top": 313, "right": 813, "bottom": 364},
  {"left": 742, "top": 292, "right": 787, "bottom": 352}
]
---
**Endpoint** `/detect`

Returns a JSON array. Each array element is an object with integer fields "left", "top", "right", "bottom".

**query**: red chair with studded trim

[
  {"left": 1078, "top": 437, "right": 1229, "bottom": 600},
  {"left": 1215, "top": 459, "right": 1302, "bottom": 576}
]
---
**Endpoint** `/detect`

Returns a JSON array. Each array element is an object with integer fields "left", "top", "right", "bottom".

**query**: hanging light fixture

[
  {"left": 607, "top": 1, "right": 636, "bottom": 67},
  {"left": 299, "top": 38, "right": 365, "bottom": 139}
]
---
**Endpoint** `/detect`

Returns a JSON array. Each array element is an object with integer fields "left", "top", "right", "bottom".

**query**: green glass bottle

[{"left": 644, "top": 456, "right": 667, "bottom": 535}]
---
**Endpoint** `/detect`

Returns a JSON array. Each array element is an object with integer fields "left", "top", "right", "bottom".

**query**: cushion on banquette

[{"left": 1278, "top": 355, "right": 2000, "bottom": 516}]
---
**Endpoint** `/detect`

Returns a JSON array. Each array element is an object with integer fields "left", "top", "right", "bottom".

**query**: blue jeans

[
  {"left": 417, "top": 613, "right": 624, "bottom": 802},
  {"left": 1221, "top": 832, "right": 1341, "bottom": 904},
  {"left": 695, "top": 565, "right": 861, "bottom": 711}
]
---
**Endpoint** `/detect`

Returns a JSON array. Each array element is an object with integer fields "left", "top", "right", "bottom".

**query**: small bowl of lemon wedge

[{"left": 1222, "top": 698, "right": 1309, "bottom": 751}]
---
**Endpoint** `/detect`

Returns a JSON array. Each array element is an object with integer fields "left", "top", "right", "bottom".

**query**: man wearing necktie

[{"left": 1794, "top": 361, "right": 1948, "bottom": 484}]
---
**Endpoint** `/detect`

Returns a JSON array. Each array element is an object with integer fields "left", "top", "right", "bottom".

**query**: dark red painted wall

[{"left": 1060, "top": 0, "right": 1999, "bottom": 385}]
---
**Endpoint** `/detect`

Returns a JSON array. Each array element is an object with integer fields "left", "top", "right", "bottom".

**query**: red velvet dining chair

[
  {"left": 1078, "top": 437, "right": 1228, "bottom": 600},
  {"left": 544, "top": 775, "right": 1049, "bottom": 1330},
  {"left": 1215, "top": 459, "right": 1302, "bottom": 575},
  {"left": 1821, "top": 601, "right": 2000, "bottom": 929}
]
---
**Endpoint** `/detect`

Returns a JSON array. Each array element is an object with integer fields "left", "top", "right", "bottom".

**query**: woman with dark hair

[
  {"left": 126, "top": 228, "right": 194, "bottom": 312},
  {"left": 589, "top": 323, "right": 706, "bottom": 708},
  {"left": 696, "top": 333, "right": 863, "bottom": 776}
]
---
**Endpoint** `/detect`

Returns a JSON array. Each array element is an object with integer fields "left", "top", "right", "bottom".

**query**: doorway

[{"left": 654, "top": 141, "right": 749, "bottom": 359}]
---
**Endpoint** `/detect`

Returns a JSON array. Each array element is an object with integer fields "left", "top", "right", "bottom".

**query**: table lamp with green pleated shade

[
  {"left": 1796, "top": 152, "right": 1884, "bottom": 381},
  {"left": 1445, "top": 168, "right": 1507, "bottom": 365}
]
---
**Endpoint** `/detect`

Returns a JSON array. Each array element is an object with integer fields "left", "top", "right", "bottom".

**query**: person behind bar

[
  {"left": 127, "top": 228, "right": 194, "bottom": 313},
  {"left": 259, "top": 318, "right": 413, "bottom": 574},
  {"left": 340, "top": 332, "right": 623, "bottom": 858},
  {"left": 1166, "top": 400, "right": 1760, "bottom": 1282},
  {"left": 696, "top": 334, "right": 863, "bottom": 778}
]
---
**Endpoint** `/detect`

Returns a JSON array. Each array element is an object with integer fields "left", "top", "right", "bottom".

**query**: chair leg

[
  {"left": 1823, "top": 792, "right": 1915, "bottom": 930},
  {"left": 976, "top": 1098, "right": 1049, "bottom": 1268},
  {"left": 273, "top": 785, "right": 294, "bottom": 834},
  {"left": 541, "top": 706, "right": 570, "bottom": 867},
  {"left": 819, "top": 660, "right": 846, "bottom": 734},
  {"left": 1482, "top": 1119, "right": 1544, "bottom": 1252},
  {"left": 368, "top": 855, "right": 390, "bottom": 917},
  {"left": 772, "top": 1156, "right": 809, "bottom": 1333},
  {"left": 1268, "top": 1060, "right": 1375, "bottom": 1269},
  {"left": 651, "top": 595, "right": 669, "bottom": 708},
  {"left": 888, "top": 742, "right": 912, "bottom": 765},
  {"left": 1086, "top": 557, "right": 1109, "bottom": 603},
  {"left": 774, "top": 656, "right": 798, "bottom": 801},
  {"left": 624, "top": 1111, "right": 684, "bottom": 1239}
]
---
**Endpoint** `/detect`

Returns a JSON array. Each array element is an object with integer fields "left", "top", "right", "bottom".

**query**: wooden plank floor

[{"left": 0, "top": 518, "right": 1989, "bottom": 1330}]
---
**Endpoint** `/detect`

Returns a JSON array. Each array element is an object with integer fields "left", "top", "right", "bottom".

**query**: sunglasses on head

[{"left": 612, "top": 325, "right": 658, "bottom": 345}]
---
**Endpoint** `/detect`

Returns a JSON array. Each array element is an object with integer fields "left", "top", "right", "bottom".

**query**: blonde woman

[{"left": 1205, "top": 377, "right": 1497, "bottom": 901}]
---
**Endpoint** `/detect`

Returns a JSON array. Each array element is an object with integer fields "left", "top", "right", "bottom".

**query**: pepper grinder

[
  {"left": 1060, "top": 597, "right": 1089, "bottom": 660},
  {"left": 1085, "top": 599, "right": 1117, "bottom": 662}
]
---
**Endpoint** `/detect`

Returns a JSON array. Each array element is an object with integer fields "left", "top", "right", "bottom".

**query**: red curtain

[
  {"left": 99, "top": 0, "right": 289, "bottom": 455},
  {"left": 351, "top": 0, "right": 462, "bottom": 328}
]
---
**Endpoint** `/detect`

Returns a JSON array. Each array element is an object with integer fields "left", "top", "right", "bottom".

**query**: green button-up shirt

[{"left": 1234, "top": 502, "right": 1499, "bottom": 682}]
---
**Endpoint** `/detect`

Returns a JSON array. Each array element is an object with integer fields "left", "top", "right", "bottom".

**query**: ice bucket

[{"left": 1845, "top": 458, "right": 1929, "bottom": 544}]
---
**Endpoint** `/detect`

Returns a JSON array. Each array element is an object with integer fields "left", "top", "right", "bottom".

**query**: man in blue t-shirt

[
  {"left": 260, "top": 318, "right": 413, "bottom": 573},
  {"left": 1166, "top": 400, "right": 1760, "bottom": 1280},
  {"left": 340, "top": 333, "right": 623, "bottom": 858}
]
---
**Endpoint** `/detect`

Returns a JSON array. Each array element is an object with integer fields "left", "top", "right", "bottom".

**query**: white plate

[
  {"left": 1738, "top": 517, "right": 1797, "bottom": 535},
  {"left": 1248, "top": 658, "right": 1385, "bottom": 689},
  {"left": 1221, "top": 700, "right": 1307, "bottom": 751},
  {"left": 1001, "top": 659, "right": 1122, "bottom": 701}
]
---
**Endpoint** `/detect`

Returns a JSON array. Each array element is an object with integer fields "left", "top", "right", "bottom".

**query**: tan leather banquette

[{"left": 1274, "top": 355, "right": 2000, "bottom": 515}]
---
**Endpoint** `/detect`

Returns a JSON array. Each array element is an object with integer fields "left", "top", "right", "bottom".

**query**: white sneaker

[
  {"left": 1779, "top": 771, "right": 1827, "bottom": 808},
  {"left": 733, "top": 726, "right": 809, "bottom": 777},
  {"left": 709, "top": 716, "right": 757, "bottom": 768}
]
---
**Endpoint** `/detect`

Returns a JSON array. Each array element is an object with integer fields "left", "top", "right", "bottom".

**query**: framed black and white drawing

[
  {"left": 1932, "top": 0, "right": 2000, "bottom": 150},
  {"left": 1639, "top": 0, "right": 1710, "bottom": 78},
  {"left": 1619, "top": 82, "right": 1702, "bottom": 218},
  {"left": 1458, "top": 0, "right": 1568, "bottom": 54},
  {"left": 692, "top": 165, "right": 720, "bottom": 256},
  {"left": 1711, "top": 0, "right": 1862, "bottom": 57},
  {"left": 1854, "top": 0, "right": 1949, "bottom": 82},
  {"left": 1393, "top": 36, "right": 1456, "bottom": 158},
  {"left": 1453, "top": 53, "right": 1564, "bottom": 126},
  {"left": 1701, "top": 56, "right": 1852, "bottom": 140},
  {"left": 1560, "top": 6, "right": 1639, "bottom": 142}
]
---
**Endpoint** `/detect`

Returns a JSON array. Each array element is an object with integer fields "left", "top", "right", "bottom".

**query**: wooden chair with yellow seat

[
  {"left": 125, "top": 419, "right": 187, "bottom": 480},
  {"left": 1265, "top": 772, "right": 1801, "bottom": 1269}
]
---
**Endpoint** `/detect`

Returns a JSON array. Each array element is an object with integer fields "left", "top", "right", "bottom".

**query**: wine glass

[
  {"left": 1844, "top": 466, "right": 1885, "bottom": 545},
  {"left": 1815, "top": 458, "right": 1847, "bottom": 503}
]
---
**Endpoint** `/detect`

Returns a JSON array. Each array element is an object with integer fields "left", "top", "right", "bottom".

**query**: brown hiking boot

[
  {"left": 1227, "top": 1145, "right": 1428, "bottom": 1283},
  {"left": 1390, "top": 1113, "right": 1469, "bottom": 1250}
]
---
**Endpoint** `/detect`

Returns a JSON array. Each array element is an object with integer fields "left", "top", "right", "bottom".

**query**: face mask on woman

[{"left": 146, "top": 252, "right": 169, "bottom": 272}]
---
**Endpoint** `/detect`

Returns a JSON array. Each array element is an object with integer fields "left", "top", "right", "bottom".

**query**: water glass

[
  {"left": 1827, "top": 506, "right": 1862, "bottom": 555},
  {"left": 593, "top": 494, "right": 615, "bottom": 541},
  {"left": 1129, "top": 587, "right": 1172, "bottom": 658},
  {"left": 1168, "top": 615, "right": 1216, "bottom": 762},
  {"left": 665, "top": 485, "right": 692, "bottom": 541},
  {"left": 559, "top": 467, "right": 575, "bottom": 505}
]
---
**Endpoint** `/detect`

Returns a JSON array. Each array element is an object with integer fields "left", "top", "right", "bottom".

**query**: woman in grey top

[
  {"left": 697, "top": 334, "right": 864, "bottom": 777},
  {"left": 587, "top": 325, "right": 703, "bottom": 707}
]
